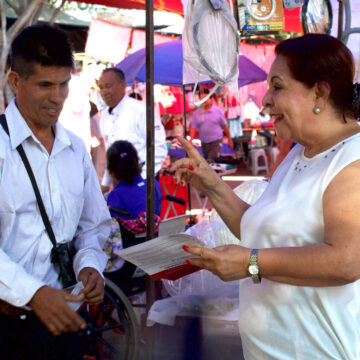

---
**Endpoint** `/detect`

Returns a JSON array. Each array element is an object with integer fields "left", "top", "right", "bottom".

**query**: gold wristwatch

[{"left": 248, "top": 248, "right": 261, "bottom": 284}]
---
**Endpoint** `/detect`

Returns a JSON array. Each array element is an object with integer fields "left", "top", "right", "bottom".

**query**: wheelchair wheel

[{"left": 81, "top": 278, "right": 140, "bottom": 360}]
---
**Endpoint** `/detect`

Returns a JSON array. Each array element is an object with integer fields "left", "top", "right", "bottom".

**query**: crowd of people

[{"left": 1, "top": 20, "right": 360, "bottom": 360}]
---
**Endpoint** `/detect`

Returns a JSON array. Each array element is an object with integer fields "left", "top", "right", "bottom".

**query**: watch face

[{"left": 249, "top": 264, "right": 259, "bottom": 275}]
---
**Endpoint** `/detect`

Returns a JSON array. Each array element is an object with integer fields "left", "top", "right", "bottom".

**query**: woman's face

[{"left": 262, "top": 55, "right": 316, "bottom": 143}]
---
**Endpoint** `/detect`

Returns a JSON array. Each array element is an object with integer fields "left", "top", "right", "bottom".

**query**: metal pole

[
  {"left": 232, "top": 0, "right": 241, "bottom": 33},
  {"left": 145, "top": 0, "right": 155, "bottom": 313},
  {"left": 182, "top": 85, "right": 187, "bottom": 139},
  {"left": 182, "top": 85, "right": 192, "bottom": 212},
  {"left": 337, "top": 0, "right": 345, "bottom": 40}
]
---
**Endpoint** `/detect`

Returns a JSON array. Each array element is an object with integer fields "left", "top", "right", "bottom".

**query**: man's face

[
  {"left": 200, "top": 93, "right": 212, "bottom": 110},
  {"left": 8, "top": 64, "right": 71, "bottom": 131},
  {"left": 98, "top": 71, "right": 126, "bottom": 108}
]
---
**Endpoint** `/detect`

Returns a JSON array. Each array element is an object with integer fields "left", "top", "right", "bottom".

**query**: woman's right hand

[{"left": 170, "top": 137, "right": 222, "bottom": 194}]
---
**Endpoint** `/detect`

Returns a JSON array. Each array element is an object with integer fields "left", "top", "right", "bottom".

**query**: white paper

[{"left": 117, "top": 233, "right": 208, "bottom": 276}]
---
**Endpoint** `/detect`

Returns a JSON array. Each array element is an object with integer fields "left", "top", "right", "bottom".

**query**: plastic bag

[
  {"left": 147, "top": 282, "right": 239, "bottom": 326},
  {"left": 149, "top": 180, "right": 268, "bottom": 326},
  {"left": 162, "top": 179, "right": 268, "bottom": 297},
  {"left": 182, "top": 0, "right": 240, "bottom": 105}
]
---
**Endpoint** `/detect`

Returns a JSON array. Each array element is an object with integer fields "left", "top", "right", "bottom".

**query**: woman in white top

[{"left": 172, "top": 34, "right": 360, "bottom": 359}]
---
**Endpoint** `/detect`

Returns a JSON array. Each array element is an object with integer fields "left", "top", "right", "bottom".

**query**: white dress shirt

[
  {"left": 0, "top": 99, "right": 112, "bottom": 307},
  {"left": 100, "top": 95, "right": 167, "bottom": 185}
]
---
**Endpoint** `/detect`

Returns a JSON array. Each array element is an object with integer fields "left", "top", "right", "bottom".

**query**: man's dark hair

[
  {"left": 102, "top": 68, "right": 126, "bottom": 83},
  {"left": 200, "top": 88, "right": 210, "bottom": 96},
  {"left": 107, "top": 140, "right": 141, "bottom": 184},
  {"left": 10, "top": 23, "right": 73, "bottom": 78},
  {"left": 129, "top": 92, "right": 142, "bottom": 101}
]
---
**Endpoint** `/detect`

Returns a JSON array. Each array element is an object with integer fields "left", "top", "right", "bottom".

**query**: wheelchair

[
  {"left": 79, "top": 277, "right": 140, "bottom": 360},
  {"left": 80, "top": 194, "right": 188, "bottom": 359}
]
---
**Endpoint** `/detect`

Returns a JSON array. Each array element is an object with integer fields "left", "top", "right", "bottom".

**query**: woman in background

[{"left": 104, "top": 140, "right": 162, "bottom": 294}]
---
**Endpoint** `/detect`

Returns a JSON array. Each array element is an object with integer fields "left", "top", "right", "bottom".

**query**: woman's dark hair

[
  {"left": 275, "top": 34, "right": 358, "bottom": 120},
  {"left": 107, "top": 141, "right": 141, "bottom": 184}
]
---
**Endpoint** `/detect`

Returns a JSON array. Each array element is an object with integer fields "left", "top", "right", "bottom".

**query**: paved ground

[{"left": 139, "top": 316, "right": 245, "bottom": 360}]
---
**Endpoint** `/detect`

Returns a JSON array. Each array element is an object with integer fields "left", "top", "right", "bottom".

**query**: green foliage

[{"left": 48, "top": 0, "right": 122, "bottom": 16}]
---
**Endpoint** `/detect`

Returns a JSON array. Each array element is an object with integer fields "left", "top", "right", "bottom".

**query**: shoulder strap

[
  {"left": 0, "top": 114, "right": 9, "bottom": 135},
  {"left": 0, "top": 114, "right": 57, "bottom": 247}
]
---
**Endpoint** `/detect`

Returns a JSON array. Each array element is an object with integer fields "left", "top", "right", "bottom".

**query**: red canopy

[
  {"left": 79, "top": 0, "right": 183, "bottom": 14},
  {"left": 77, "top": 0, "right": 302, "bottom": 33}
]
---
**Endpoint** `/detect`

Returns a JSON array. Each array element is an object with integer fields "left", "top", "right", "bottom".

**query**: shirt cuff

[
  {"left": 73, "top": 250, "right": 108, "bottom": 280},
  {"left": 4, "top": 274, "right": 45, "bottom": 308}
]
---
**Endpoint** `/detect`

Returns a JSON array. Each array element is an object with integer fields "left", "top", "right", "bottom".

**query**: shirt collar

[
  {"left": 4, "top": 98, "right": 73, "bottom": 152},
  {"left": 198, "top": 104, "right": 214, "bottom": 114},
  {"left": 109, "top": 94, "right": 128, "bottom": 116},
  {"left": 115, "top": 174, "right": 143, "bottom": 188}
]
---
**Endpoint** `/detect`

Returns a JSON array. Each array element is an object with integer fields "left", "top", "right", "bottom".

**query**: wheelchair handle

[
  {"left": 163, "top": 194, "right": 186, "bottom": 206},
  {"left": 108, "top": 206, "right": 131, "bottom": 217}
]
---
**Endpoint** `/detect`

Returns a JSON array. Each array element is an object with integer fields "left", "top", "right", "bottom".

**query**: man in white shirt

[
  {"left": 0, "top": 24, "right": 111, "bottom": 359},
  {"left": 98, "top": 68, "right": 167, "bottom": 193}
]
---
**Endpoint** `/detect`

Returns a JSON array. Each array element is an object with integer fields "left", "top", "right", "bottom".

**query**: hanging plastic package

[{"left": 182, "top": 0, "right": 240, "bottom": 106}]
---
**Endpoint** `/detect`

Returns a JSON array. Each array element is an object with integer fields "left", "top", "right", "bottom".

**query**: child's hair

[{"left": 106, "top": 140, "right": 141, "bottom": 184}]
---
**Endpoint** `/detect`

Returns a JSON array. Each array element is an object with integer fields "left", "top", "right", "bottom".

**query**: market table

[{"left": 168, "top": 143, "right": 235, "bottom": 159}]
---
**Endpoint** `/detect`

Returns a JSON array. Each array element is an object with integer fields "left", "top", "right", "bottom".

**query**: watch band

[{"left": 249, "top": 248, "right": 261, "bottom": 284}]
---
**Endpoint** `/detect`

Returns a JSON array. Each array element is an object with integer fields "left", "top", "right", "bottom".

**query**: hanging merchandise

[
  {"left": 283, "top": 0, "right": 303, "bottom": 9},
  {"left": 246, "top": 0, "right": 277, "bottom": 21},
  {"left": 182, "top": 0, "right": 240, "bottom": 106},
  {"left": 301, "top": 0, "right": 332, "bottom": 35},
  {"left": 238, "top": 0, "right": 285, "bottom": 32}
]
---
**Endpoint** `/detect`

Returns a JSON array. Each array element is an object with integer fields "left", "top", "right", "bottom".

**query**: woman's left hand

[{"left": 184, "top": 244, "right": 251, "bottom": 281}]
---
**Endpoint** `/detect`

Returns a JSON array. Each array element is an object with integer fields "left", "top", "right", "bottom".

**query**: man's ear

[
  {"left": 7, "top": 71, "right": 20, "bottom": 94},
  {"left": 314, "top": 81, "right": 331, "bottom": 109}
]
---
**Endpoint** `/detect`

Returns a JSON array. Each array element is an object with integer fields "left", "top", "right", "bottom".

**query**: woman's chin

[{"left": 274, "top": 127, "right": 291, "bottom": 141}]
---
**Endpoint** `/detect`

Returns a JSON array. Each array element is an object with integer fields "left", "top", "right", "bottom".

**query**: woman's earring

[{"left": 313, "top": 107, "right": 321, "bottom": 114}]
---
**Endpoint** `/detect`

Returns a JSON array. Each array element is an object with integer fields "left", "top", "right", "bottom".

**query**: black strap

[
  {"left": 0, "top": 114, "right": 9, "bottom": 135},
  {"left": 0, "top": 114, "right": 57, "bottom": 247}
]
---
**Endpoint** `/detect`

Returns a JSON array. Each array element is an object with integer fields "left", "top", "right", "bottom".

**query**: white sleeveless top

[{"left": 239, "top": 133, "right": 360, "bottom": 360}]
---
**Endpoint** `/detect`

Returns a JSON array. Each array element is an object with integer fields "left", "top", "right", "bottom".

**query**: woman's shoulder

[
  {"left": 320, "top": 132, "right": 360, "bottom": 187},
  {"left": 335, "top": 132, "right": 360, "bottom": 157}
]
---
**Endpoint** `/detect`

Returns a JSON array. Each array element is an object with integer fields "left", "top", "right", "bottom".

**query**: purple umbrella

[{"left": 116, "top": 39, "right": 267, "bottom": 87}]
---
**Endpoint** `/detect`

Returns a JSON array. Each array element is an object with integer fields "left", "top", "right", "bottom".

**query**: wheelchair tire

[{"left": 80, "top": 278, "right": 140, "bottom": 360}]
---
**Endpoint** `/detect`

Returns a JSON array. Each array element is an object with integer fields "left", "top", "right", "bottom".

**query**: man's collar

[
  {"left": 4, "top": 98, "right": 73, "bottom": 152},
  {"left": 199, "top": 104, "right": 213, "bottom": 113},
  {"left": 107, "top": 94, "right": 128, "bottom": 115}
]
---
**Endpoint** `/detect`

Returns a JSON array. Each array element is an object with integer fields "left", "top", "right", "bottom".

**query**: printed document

[{"left": 117, "top": 233, "right": 208, "bottom": 280}]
